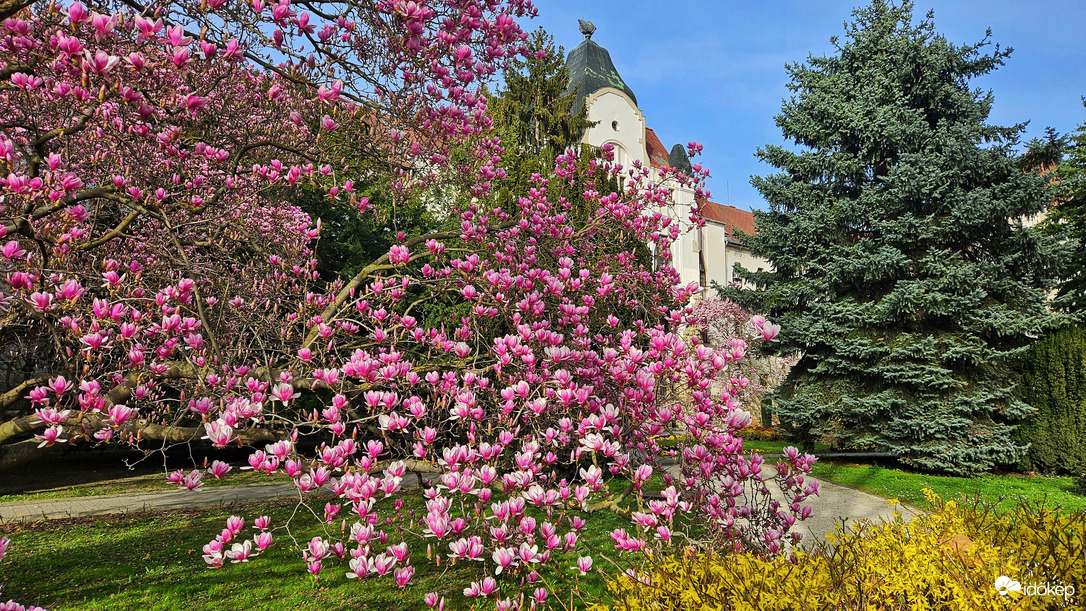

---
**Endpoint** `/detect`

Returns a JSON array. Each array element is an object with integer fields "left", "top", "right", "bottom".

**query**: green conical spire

[{"left": 565, "top": 26, "right": 637, "bottom": 112}]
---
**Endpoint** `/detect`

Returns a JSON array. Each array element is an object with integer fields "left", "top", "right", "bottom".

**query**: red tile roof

[
  {"left": 641, "top": 129, "right": 757, "bottom": 238},
  {"left": 699, "top": 201, "right": 757, "bottom": 238},
  {"left": 644, "top": 127, "right": 670, "bottom": 169}
]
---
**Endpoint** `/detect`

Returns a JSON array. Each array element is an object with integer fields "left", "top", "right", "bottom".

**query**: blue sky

[{"left": 524, "top": 1, "right": 1086, "bottom": 210}]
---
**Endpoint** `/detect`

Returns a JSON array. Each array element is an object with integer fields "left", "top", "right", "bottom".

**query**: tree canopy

[
  {"left": 488, "top": 28, "right": 593, "bottom": 189},
  {"left": 1042, "top": 109, "right": 1086, "bottom": 314},
  {"left": 0, "top": 2, "right": 814, "bottom": 607},
  {"left": 726, "top": 0, "right": 1061, "bottom": 475}
]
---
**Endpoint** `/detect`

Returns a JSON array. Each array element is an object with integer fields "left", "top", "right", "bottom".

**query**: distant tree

[
  {"left": 689, "top": 297, "right": 792, "bottom": 415},
  {"left": 1020, "top": 127, "right": 1067, "bottom": 174},
  {"left": 297, "top": 180, "right": 439, "bottom": 282},
  {"left": 299, "top": 29, "right": 594, "bottom": 286},
  {"left": 484, "top": 27, "right": 652, "bottom": 285},
  {"left": 1041, "top": 109, "right": 1086, "bottom": 313},
  {"left": 726, "top": 0, "right": 1062, "bottom": 475}
]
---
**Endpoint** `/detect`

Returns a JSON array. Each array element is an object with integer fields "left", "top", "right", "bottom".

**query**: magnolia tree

[{"left": 0, "top": 1, "right": 817, "bottom": 609}]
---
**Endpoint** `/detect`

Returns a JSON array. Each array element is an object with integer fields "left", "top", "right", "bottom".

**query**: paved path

[
  {"left": 1, "top": 471, "right": 915, "bottom": 546},
  {"left": 658, "top": 463, "right": 919, "bottom": 548},
  {"left": 784, "top": 475, "right": 920, "bottom": 547},
  {"left": 0, "top": 483, "right": 300, "bottom": 523}
]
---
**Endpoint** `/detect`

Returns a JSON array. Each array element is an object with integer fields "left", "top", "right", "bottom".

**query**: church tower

[
  {"left": 565, "top": 22, "right": 647, "bottom": 171},
  {"left": 564, "top": 21, "right": 766, "bottom": 293}
]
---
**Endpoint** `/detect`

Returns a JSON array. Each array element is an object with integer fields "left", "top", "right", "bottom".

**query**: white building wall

[
  {"left": 582, "top": 89, "right": 646, "bottom": 168},
  {"left": 578, "top": 86, "right": 769, "bottom": 294},
  {"left": 661, "top": 180, "right": 700, "bottom": 289},
  {"left": 702, "top": 224, "right": 729, "bottom": 288}
]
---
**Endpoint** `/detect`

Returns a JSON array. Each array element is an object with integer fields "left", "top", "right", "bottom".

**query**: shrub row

[
  {"left": 1014, "top": 325, "right": 1086, "bottom": 475},
  {"left": 735, "top": 425, "right": 784, "bottom": 442}
]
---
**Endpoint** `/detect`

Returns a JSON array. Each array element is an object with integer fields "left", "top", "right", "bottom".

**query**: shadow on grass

[
  {"left": 2, "top": 494, "right": 629, "bottom": 611},
  {"left": 3, "top": 504, "right": 475, "bottom": 610}
]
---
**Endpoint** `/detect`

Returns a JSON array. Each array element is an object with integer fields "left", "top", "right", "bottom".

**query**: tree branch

[
  {"left": 0, "top": 412, "right": 287, "bottom": 448},
  {"left": 0, "top": 0, "right": 32, "bottom": 22},
  {"left": 5, "top": 187, "right": 122, "bottom": 236},
  {"left": 77, "top": 209, "right": 142, "bottom": 251},
  {"left": 0, "top": 375, "right": 51, "bottom": 408},
  {"left": 302, "top": 222, "right": 518, "bottom": 348}
]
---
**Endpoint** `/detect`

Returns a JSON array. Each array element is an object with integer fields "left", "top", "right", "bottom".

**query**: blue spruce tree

[{"left": 729, "top": 1, "right": 1062, "bottom": 475}]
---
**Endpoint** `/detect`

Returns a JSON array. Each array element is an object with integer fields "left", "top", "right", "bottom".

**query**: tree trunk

[{"left": 0, "top": 438, "right": 57, "bottom": 471}]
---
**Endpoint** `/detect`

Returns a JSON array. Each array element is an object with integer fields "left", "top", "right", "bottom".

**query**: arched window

[{"left": 606, "top": 142, "right": 630, "bottom": 190}]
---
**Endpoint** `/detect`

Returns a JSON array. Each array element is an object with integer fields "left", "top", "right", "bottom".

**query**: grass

[
  {"left": 809, "top": 462, "right": 1086, "bottom": 513},
  {"left": 1, "top": 492, "right": 634, "bottom": 610},
  {"left": 1, "top": 498, "right": 471, "bottom": 610},
  {"left": 5, "top": 434, "right": 1083, "bottom": 610},
  {"left": 9, "top": 437, "right": 1083, "bottom": 516},
  {"left": 0, "top": 447, "right": 271, "bottom": 503},
  {"left": 0, "top": 438, "right": 810, "bottom": 504}
]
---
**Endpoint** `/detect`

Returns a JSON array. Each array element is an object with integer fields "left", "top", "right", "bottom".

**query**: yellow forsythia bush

[
  {"left": 601, "top": 491, "right": 1085, "bottom": 610},
  {"left": 952, "top": 493, "right": 1086, "bottom": 597}
]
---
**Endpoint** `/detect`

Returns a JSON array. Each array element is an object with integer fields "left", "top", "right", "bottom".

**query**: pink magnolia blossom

[
  {"left": 107, "top": 404, "right": 135, "bottom": 426},
  {"left": 388, "top": 244, "right": 410, "bottom": 265},
  {"left": 182, "top": 470, "right": 204, "bottom": 491},
  {"left": 576, "top": 555, "right": 592, "bottom": 575},
  {"left": 34, "top": 425, "right": 66, "bottom": 448},
  {"left": 227, "top": 540, "right": 254, "bottom": 563},
  {"left": 2, "top": 241, "right": 25, "bottom": 259},
  {"left": 393, "top": 565, "right": 414, "bottom": 587},
  {"left": 208, "top": 460, "right": 232, "bottom": 479}
]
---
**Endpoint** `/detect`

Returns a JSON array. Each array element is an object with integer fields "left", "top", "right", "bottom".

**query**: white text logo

[{"left": 995, "top": 576, "right": 1022, "bottom": 596}]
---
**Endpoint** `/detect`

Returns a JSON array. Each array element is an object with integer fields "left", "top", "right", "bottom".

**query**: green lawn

[
  {"left": 0, "top": 493, "right": 636, "bottom": 610},
  {"left": 742, "top": 440, "right": 796, "bottom": 456},
  {"left": 5, "top": 451, "right": 1083, "bottom": 611},
  {"left": 6, "top": 437, "right": 1083, "bottom": 611},
  {"left": 739, "top": 439, "right": 1086, "bottom": 513},
  {"left": 809, "top": 462, "right": 1086, "bottom": 513},
  {"left": 0, "top": 447, "right": 268, "bottom": 503}
]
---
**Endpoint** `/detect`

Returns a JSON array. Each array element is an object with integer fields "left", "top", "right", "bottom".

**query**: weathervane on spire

[{"left": 578, "top": 19, "right": 596, "bottom": 40}]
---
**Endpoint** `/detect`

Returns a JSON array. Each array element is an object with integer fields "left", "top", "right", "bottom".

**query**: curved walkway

[
  {"left": 1, "top": 471, "right": 915, "bottom": 546},
  {"left": 782, "top": 474, "right": 920, "bottom": 546},
  {"left": 0, "top": 482, "right": 301, "bottom": 524}
]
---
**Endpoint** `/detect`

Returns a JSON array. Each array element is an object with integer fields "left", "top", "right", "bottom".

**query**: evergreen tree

[
  {"left": 1013, "top": 325, "right": 1086, "bottom": 475},
  {"left": 1042, "top": 109, "right": 1086, "bottom": 313},
  {"left": 297, "top": 180, "right": 438, "bottom": 282},
  {"left": 488, "top": 28, "right": 595, "bottom": 212},
  {"left": 729, "top": 0, "right": 1062, "bottom": 475},
  {"left": 483, "top": 27, "right": 651, "bottom": 267}
]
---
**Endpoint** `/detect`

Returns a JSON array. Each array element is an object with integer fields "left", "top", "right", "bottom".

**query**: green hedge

[{"left": 1015, "top": 325, "right": 1086, "bottom": 475}]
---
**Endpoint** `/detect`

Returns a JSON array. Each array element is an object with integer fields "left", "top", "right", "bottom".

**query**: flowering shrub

[
  {"left": 603, "top": 491, "right": 1085, "bottom": 610},
  {"left": 954, "top": 494, "right": 1086, "bottom": 602},
  {"left": 0, "top": 1, "right": 817, "bottom": 608},
  {"left": 734, "top": 425, "right": 783, "bottom": 442},
  {"left": 689, "top": 297, "right": 794, "bottom": 415}
]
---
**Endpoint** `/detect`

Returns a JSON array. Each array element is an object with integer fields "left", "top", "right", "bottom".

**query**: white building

[{"left": 565, "top": 26, "right": 770, "bottom": 292}]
